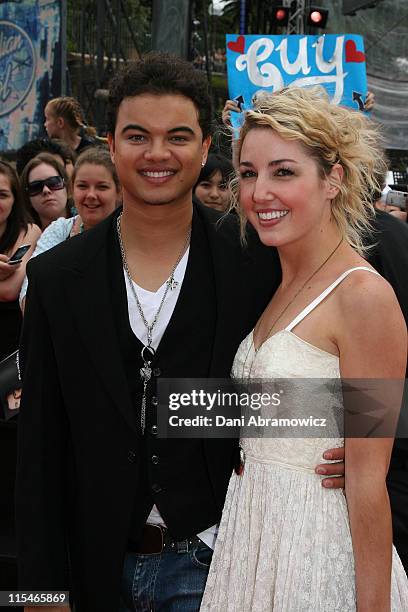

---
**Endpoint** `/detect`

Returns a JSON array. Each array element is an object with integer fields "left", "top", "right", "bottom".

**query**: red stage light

[
  {"left": 272, "top": 6, "right": 289, "bottom": 26},
  {"left": 276, "top": 9, "right": 287, "bottom": 21},
  {"left": 306, "top": 7, "right": 329, "bottom": 28},
  {"left": 310, "top": 10, "right": 323, "bottom": 24}
]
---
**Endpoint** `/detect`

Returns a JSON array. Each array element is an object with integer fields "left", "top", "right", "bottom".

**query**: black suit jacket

[{"left": 16, "top": 203, "right": 280, "bottom": 611}]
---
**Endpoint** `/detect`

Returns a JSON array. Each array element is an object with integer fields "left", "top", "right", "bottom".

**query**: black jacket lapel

[{"left": 63, "top": 213, "right": 138, "bottom": 433}]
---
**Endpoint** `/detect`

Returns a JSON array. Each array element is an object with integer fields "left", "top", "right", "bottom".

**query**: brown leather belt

[{"left": 127, "top": 524, "right": 203, "bottom": 555}]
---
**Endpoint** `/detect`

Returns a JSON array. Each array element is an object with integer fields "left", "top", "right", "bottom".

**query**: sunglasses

[{"left": 26, "top": 175, "right": 65, "bottom": 197}]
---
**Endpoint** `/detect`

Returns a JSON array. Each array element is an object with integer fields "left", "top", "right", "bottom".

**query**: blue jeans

[{"left": 120, "top": 541, "right": 213, "bottom": 611}]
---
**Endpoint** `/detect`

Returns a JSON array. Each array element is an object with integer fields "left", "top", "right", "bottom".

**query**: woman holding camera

[{"left": 0, "top": 161, "right": 40, "bottom": 361}]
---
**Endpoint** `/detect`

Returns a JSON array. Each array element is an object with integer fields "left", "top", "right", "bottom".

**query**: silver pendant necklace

[{"left": 116, "top": 212, "right": 192, "bottom": 433}]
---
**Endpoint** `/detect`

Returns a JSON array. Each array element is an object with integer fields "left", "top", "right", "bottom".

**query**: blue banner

[
  {"left": 226, "top": 34, "right": 367, "bottom": 129},
  {"left": 0, "top": 1, "right": 63, "bottom": 151}
]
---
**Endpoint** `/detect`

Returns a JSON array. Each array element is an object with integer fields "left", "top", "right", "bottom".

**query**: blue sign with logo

[
  {"left": 0, "top": 1, "right": 62, "bottom": 151},
  {"left": 0, "top": 21, "right": 36, "bottom": 117},
  {"left": 226, "top": 34, "right": 367, "bottom": 129}
]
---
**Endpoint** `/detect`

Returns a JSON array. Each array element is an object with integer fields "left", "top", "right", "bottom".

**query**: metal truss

[{"left": 281, "top": 0, "right": 307, "bottom": 35}]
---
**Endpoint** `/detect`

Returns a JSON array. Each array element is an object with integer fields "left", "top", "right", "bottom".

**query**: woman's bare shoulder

[
  {"left": 337, "top": 265, "right": 406, "bottom": 359},
  {"left": 335, "top": 265, "right": 406, "bottom": 379},
  {"left": 337, "top": 265, "right": 400, "bottom": 320}
]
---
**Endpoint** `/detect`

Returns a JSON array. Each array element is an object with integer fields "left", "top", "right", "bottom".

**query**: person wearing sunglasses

[
  {"left": 20, "top": 153, "right": 71, "bottom": 230},
  {"left": 19, "top": 148, "right": 121, "bottom": 311}
]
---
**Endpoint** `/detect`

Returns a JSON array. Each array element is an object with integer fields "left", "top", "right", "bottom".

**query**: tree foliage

[{"left": 66, "top": 0, "right": 153, "bottom": 55}]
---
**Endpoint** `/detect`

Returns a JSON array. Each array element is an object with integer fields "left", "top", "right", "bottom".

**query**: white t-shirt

[{"left": 20, "top": 216, "right": 76, "bottom": 304}]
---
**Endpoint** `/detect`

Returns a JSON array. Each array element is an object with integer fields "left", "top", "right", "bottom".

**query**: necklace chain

[
  {"left": 116, "top": 212, "right": 191, "bottom": 433},
  {"left": 254, "top": 238, "right": 343, "bottom": 353},
  {"left": 116, "top": 212, "right": 191, "bottom": 348}
]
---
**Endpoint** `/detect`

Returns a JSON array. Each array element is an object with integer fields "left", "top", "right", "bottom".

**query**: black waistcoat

[{"left": 109, "top": 208, "right": 222, "bottom": 541}]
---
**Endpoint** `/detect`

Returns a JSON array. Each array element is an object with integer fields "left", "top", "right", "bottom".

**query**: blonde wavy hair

[
  {"left": 47, "top": 97, "right": 97, "bottom": 138},
  {"left": 231, "top": 86, "right": 387, "bottom": 254}
]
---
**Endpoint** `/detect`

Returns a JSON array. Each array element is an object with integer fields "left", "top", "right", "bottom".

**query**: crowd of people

[{"left": 0, "top": 53, "right": 408, "bottom": 612}]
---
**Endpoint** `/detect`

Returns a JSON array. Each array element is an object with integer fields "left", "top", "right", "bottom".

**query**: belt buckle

[
  {"left": 151, "top": 524, "right": 165, "bottom": 553},
  {"left": 139, "top": 524, "right": 164, "bottom": 555}
]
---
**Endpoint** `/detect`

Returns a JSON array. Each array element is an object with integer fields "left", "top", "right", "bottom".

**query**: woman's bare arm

[{"left": 338, "top": 272, "right": 407, "bottom": 611}]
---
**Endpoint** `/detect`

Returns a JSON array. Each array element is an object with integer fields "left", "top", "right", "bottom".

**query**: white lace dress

[{"left": 201, "top": 268, "right": 408, "bottom": 611}]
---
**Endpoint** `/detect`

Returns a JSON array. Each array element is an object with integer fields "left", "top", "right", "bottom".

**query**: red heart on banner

[
  {"left": 345, "top": 40, "right": 366, "bottom": 63},
  {"left": 227, "top": 36, "right": 245, "bottom": 55}
]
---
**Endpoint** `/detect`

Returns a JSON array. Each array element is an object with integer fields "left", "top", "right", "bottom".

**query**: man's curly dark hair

[{"left": 107, "top": 52, "right": 213, "bottom": 139}]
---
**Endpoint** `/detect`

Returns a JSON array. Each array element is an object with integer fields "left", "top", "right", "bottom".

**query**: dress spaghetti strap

[{"left": 285, "top": 266, "right": 380, "bottom": 333}]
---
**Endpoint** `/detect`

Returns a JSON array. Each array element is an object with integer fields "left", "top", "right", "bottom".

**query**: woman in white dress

[{"left": 201, "top": 87, "right": 408, "bottom": 611}]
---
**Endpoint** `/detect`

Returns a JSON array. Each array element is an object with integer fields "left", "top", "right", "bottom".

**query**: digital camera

[{"left": 386, "top": 190, "right": 407, "bottom": 211}]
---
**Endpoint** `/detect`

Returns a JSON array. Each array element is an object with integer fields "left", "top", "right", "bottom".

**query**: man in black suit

[{"left": 16, "top": 54, "right": 345, "bottom": 612}]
